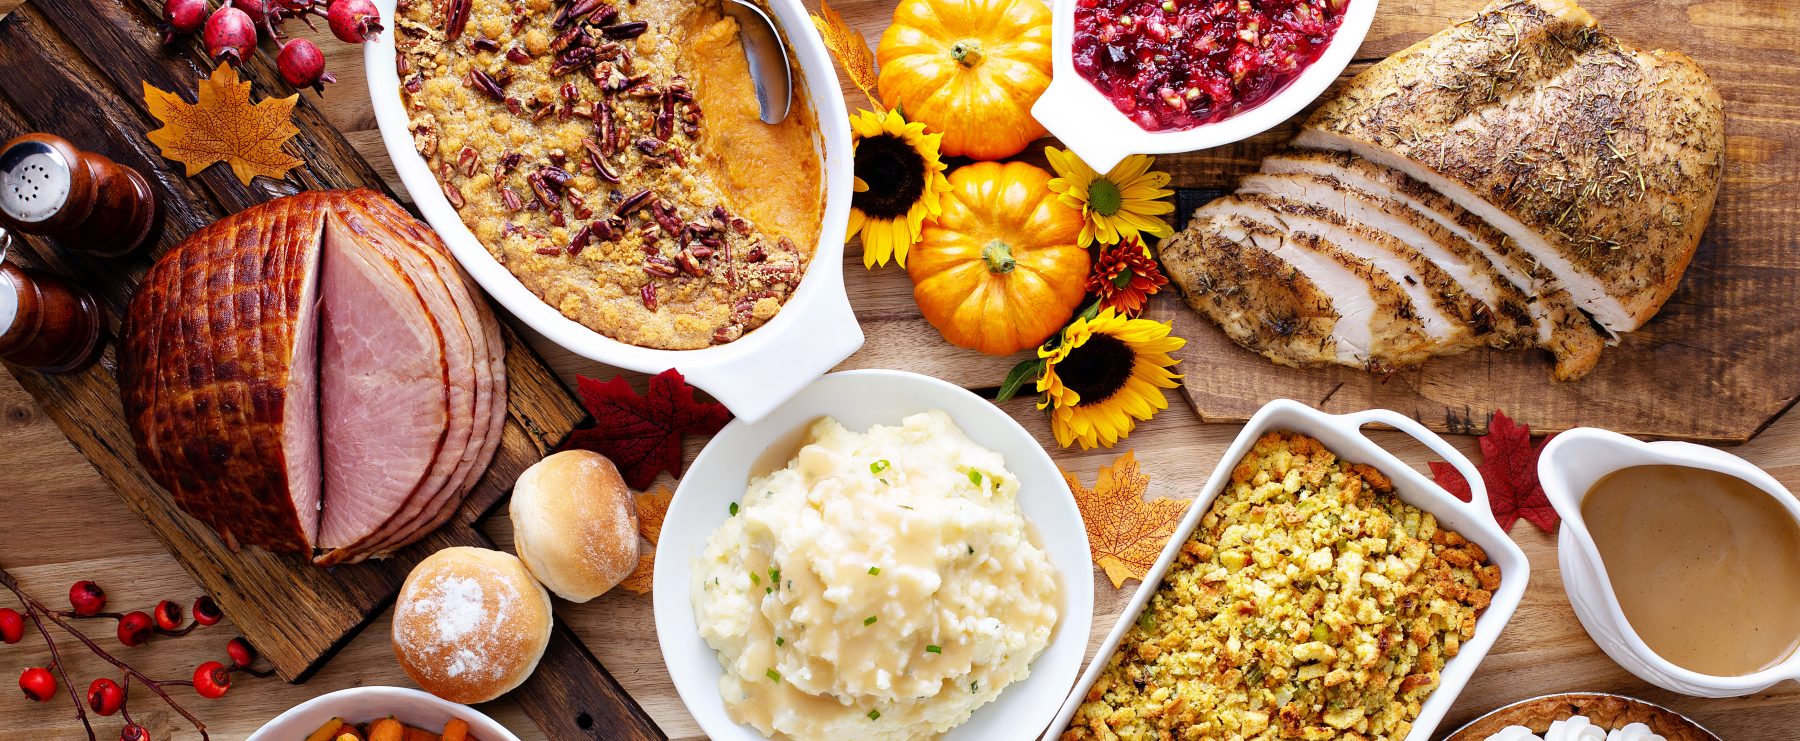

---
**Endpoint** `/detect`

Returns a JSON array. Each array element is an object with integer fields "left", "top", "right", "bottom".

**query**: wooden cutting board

[
  {"left": 1139, "top": 0, "right": 1800, "bottom": 443},
  {"left": 0, "top": 1, "right": 661, "bottom": 738}
]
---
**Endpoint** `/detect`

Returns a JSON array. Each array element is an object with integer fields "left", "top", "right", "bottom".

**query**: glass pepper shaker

[
  {"left": 0, "top": 133, "right": 158, "bottom": 257},
  {"left": 0, "top": 228, "right": 107, "bottom": 374}
]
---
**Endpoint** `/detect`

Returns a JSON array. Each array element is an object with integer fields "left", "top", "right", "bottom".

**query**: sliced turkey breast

[
  {"left": 314, "top": 216, "right": 453, "bottom": 552},
  {"left": 1162, "top": 213, "right": 1440, "bottom": 370},
  {"left": 1236, "top": 171, "right": 1535, "bottom": 346},
  {"left": 1297, "top": 0, "right": 1724, "bottom": 334},
  {"left": 1194, "top": 194, "right": 1485, "bottom": 352},
  {"left": 1262, "top": 150, "right": 1608, "bottom": 379}
]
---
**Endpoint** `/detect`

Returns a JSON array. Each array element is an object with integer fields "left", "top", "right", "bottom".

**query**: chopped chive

[
  {"left": 971, "top": 681, "right": 979, "bottom": 693},
  {"left": 766, "top": 668, "right": 781, "bottom": 682},
  {"left": 864, "top": 615, "right": 878, "bottom": 626},
  {"left": 775, "top": 636, "right": 785, "bottom": 647},
  {"left": 765, "top": 587, "right": 773, "bottom": 594},
  {"left": 867, "top": 710, "right": 881, "bottom": 721},
  {"left": 926, "top": 645, "right": 941, "bottom": 654},
  {"left": 867, "top": 566, "right": 881, "bottom": 575},
  {"left": 967, "top": 545, "right": 975, "bottom": 555},
  {"left": 769, "top": 567, "right": 781, "bottom": 585},
  {"left": 729, "top": 502, "right": 739, "bottom": 516},
  {"left": 968, "top": 470, "right": 983, "bottom": 486},
  {"left": 870, "top": 459, "right": 890, "bottom": 474},
  {"left": 750, "top": 572, "right": 761, "bottom": 586}
]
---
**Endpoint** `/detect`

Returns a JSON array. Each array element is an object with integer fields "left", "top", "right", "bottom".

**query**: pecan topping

[
  {"left": 506, "top": 45, "right": 532, "bottom": 64},
  {"left": 541, "top": 166, "right": 574, "bottom": 190},
  {"left": 644, "top": 255, "right": 680, "bottom": 278},
  {"left": 527, "top": 172, "right": 561, "bottom": 207},
  {"left": 404, "top": 75, "right": 424, "bottom": 94},
  {"left": 442, "top": 181, "right": 465, "bottom": 210},
  {"left": 640, "top": 283, "right": 658, "bottom": 310},
  {"left": 676, "top": 249, "right": 706, "bottom": 277},
  {"left": 569, "top": 223, "right": 595, "bottom": 255},
  {"left": 656, "top": 94, "right": 675, "bottom": 140},
  {"left": 551, "top": 46, "right": 597, "bottom": 76},
  {"left": 536, "top": 246, "right": 563, "bottom": 256},
  {"left": 567, "top": 189, "right": 594, "bottom": 220},
  {"left": 470, "top": 36, "right": 500, "bottom": 53},
  {"left": 501, "top": 186, "right": 525, "bottom": 211}
]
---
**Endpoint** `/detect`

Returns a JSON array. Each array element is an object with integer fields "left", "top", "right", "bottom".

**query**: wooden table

[{"left": 2, "top": 0, "right": 1797, "bottom": 738}]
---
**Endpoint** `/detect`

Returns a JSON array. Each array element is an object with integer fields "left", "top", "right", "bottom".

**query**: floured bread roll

[{"left": 392, "top": 547, "right": 552, "bottom": 703}]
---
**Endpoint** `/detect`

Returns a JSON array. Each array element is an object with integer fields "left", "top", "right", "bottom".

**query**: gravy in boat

[{"left": 1582, "top": 464, "right": 1800, "bottom": 676}]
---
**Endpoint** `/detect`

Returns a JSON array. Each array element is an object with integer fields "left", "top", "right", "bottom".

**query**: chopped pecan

[
  {"left": 551, "top": 209, "right": 567, "bottom": 227},
  {"left": 602, "top": 21, "right": 648, "bottom": 39},
  {"left": 567, "top": 190, "right": 593, "bottom": 220},
  {"left": 468, "top": 69, "right": 505, "bottom": 100},
  {"left": 456, "top": 146, "right": 479, "bottom": 177},
  {"left": 536, "top": 246, "right": 563, "bottom": 256},
  {"left": 527, "top": 172, "right": 561, "bottom": 207},
  {"left": 541, "top": 166, "right": 573, "bottom": 189},
  {"left": 501, "top": 186, "right": 525, "bottom": 211},
  {"left": 656, "top": 94, "right": 675, "bottom": 140},
  {"left": 643, "top": 255, "right": 680, "bottom": 278},
  {"left": 676, "top": 249, "right": 705, "bottom": 276},
  {"left": 506, "top": 45, "right": 532, "bottom": 64},
  {"left": 442, "top": 181, "right": 465, "bottom": 210},
  {"left": 745, "top": 242, "right": 767, "bottom": 262},
  {"left": 569, "top": 223, "right": 594, "bottom": 255},
  {"left": 582, "top": 138, "right": 621, "bottom": 183},
  {"left": 617, "top": 188, "right": 655, "bottom": 216},
  {"left": 411, "top": 124, "right": 438, "bottom": 157},
  {"left": 470, "top": 36, "right": 500, "bottom": 53},
  {"left": 640, "top": 283, "right": 658, "bottom": 310},
  {"left": 550, "top": 26, "right": 583, "bottom": 53},
  {"left": 551, "top": 46, "right": 597, "bottom": 76},
  {"left": 404, "top": 75, "right": 424, "bottom": 94},
  {"left": 445, "top": 0, "right": 471, "bottom": 40}
]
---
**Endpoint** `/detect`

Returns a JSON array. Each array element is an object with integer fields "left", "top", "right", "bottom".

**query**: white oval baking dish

[
  {"left": 1031, "top": 0, "right": 1379, "bottom": 173},
  {"left": 1541, "top": 428, "right": 1800, "bottom": 697},
  {"left": 365, "top": 0, "right": 860, "bottom": 423},
  {"left": 1048, "top": 398, "right": 1530, "bottom": 740}
]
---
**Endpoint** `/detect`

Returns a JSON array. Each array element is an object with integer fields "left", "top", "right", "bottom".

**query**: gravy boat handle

[{"left": 1338, "top": 409, "right": 1490, "bottom": 516}]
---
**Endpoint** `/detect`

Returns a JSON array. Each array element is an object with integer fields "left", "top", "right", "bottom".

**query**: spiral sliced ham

[{"left": 120, "top": 190, "right": 506, "bottom": 562}]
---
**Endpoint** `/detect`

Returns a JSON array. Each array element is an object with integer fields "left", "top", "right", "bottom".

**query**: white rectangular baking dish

[
  {"left": 364, "top": 0, "right": 860, "bottom": 423},
  {"left": 1048, "top": 398, "right": 1530, "bottom": 740}
]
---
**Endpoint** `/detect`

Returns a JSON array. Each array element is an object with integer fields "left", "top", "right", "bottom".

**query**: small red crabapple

[
  {"left": 87, "top": 677, "right": 124, "bottom": 716},
  {"left": 117, "top": 611, "right": 154, "bottom": 647},
  {"left": 0, "top": 607, "right": 23, "bottom": 644},
  {"left": 192, "top": 661, "right": 231, "bottom": 699},
  {"left": 69, "top": 580, "right": 107, "bottom": 616},
  {"left": 18, "top": 666, "right": 55, "bottom": 702}
]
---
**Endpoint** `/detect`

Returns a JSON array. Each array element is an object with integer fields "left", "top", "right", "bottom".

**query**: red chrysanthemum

[{"left": 1087, "top": 238, "right": 1169, "bottom": 316}]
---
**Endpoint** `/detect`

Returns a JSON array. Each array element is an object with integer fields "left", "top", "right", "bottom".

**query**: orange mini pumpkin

[
  {"left": 876, "top": 0, "right": 1053, "bottom": 161},
  {"left": 909, "top": 161, "right": 1090, "bottom": 355}
]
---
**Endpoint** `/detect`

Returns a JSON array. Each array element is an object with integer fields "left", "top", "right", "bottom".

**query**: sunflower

[
  {"left": 1044, "top": 147, "right": 1175, "bottom": 248},
  {"left": 1037, "top": 309, "right": 1185, "bottom": 449},
  {"left": 1088, "top": 237, "right": 1170, "bottom": 317},
  {"left": 847, "top": 108, "right": 951, "bottom": 268}
]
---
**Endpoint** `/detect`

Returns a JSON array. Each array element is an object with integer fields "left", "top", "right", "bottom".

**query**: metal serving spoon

[{"left": 722, "top": 0, "right": 792, "bottom": 124}]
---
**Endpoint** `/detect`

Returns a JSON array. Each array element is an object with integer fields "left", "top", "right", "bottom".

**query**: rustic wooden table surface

[{"left": 2, "top": 0, "right": 1797, "bottom": 738}]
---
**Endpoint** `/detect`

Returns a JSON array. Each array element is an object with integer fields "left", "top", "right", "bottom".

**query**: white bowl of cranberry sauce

[{"left": 1032, "top": 0, "right": 1376, "bottom": 172}]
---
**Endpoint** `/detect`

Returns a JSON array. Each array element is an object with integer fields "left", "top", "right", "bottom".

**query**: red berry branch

[
  {"left": 2, "top": 565, "right": 272, "bottom": 741},
  {"left": 160, "top": 0, "right": 384, "bottom": 94}
]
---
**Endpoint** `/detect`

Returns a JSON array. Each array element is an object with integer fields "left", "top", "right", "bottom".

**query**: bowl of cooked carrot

[{"left": 246, "top": 686, "right": 522, "bottom": 741}]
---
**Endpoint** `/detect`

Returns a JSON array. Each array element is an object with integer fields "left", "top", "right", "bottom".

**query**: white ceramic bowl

[
  {"left": 1541, "top": 428, "right": 1800, "bottom": 697},
  {"left": 1048, "top": 399, "right": 1530, "bottom": 740},
  {"left": 366, "top": 0, "right": 861, "bottom": 423},
  {"left": 1032, "top": 0, "right": 1379, "bottom": 173},
  {"left": 245, "top": 686, "right": 523, "bottom": 741},
  {"left": 653, "top": 369, "right": 1096, "bottom": 740}
]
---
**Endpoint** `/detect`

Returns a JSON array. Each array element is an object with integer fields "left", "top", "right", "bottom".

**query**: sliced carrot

[
  {"left": 402, "top": 727, "right": 440, "bottom": 741},
  {"left": 441, "top": 718, "right": 469, "bottom": 741},
  {"left": 369, "top": 718, "right": 406, "bottom": 741},
  {"left": 307, "top": 718, "right": 349, "bottom": 741}
]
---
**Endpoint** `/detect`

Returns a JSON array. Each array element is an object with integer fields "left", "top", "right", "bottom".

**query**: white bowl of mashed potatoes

[{"left": 654, "top": 369, "right": 1094, "bottom": 741}]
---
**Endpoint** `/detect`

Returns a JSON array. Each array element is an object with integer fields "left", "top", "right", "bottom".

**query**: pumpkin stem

[
  {"left": 950, "top": 39, "right": 985, "bottom": 68},
  {"left": 982, "top": 240, "right": 1017, "bottom": 274}
]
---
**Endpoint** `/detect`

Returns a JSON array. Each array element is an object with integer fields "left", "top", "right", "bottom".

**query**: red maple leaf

[
  {"left": 559, "top": 369, "right": 732, "bottom": 489},
  {"left": 1428, "top": 410, "right": 1559, "bottom": 533}
]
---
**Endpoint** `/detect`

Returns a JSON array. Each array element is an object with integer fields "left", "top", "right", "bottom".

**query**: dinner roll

[
  {"left": 510, "top": 450, "right": 640, "bottom": 602},
  {"left": 392, "top": 547, "right": 552, "bottom": 703}
]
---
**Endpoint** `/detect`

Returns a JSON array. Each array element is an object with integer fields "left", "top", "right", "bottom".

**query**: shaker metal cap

[{"left": 0, "top": 139, "right": 72, "bottom": 224}]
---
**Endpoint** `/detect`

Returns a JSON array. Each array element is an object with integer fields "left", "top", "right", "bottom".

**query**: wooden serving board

[
  {"left": 0, "top": 1, "right": 660, "bottom": 738},
  {"left": 1137, "top": 0, "right": 1800, "bottom": 443}
]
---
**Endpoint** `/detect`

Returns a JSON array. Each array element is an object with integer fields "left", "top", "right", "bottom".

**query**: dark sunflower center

[
  {"left": 853, "top": 133, "right": 927, "bottom": 220},
  {"left": 1058, "top": 333, "right": 1136, "bottom": 404}
]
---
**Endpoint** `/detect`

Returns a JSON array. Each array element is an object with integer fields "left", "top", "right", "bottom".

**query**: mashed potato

[{"left": 692, "top": 411, "right": 1060, "bottom": 740}]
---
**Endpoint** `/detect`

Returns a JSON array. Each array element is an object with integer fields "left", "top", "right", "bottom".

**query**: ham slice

[{"left": 120, "top": 190, "right": 506, "bottom": 561}]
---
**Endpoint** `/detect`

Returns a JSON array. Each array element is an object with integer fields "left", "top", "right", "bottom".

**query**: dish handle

[
  {"left": 681, "top": 288, "right": 863, "bottom": 424},
  {"left": 1031, "top": 79, "right": 1136, "bottom": 174},
  {"left": 1339, "top": 409, "right": 1490, "bottom": 517}
]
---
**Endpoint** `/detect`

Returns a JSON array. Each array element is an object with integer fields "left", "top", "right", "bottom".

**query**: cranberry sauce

[{"left": 1072, "top": 0, "right": 1348, "bottom": 132}]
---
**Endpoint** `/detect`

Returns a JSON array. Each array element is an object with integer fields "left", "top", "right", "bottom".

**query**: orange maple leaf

[
  {"left": 617, "top": 485, "right": 673, "bottom": 595},
  {"left": 145, "top": 65, "right": 303, "bottom": 186},
  {"left": 810, "top": 1, "right": 879, "bottom": 107},
  {"left": 1063, "top": 451, "right": 1190, "bottom": 589}
]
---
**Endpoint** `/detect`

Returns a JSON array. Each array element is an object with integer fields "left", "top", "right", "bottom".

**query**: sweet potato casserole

[
  {"left": 1063, "top": 431, "right": 1500, "bottom": 741},
  {"left": 394, "top": 0, "right": 823, "bottom": 349}
]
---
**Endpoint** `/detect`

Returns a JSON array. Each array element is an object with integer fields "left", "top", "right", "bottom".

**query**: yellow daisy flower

[
  {"left": 1037, "top": 309, "right": 1185, "bottom": 449},
  {"left": 1044, "top": 147, "right": 1176, "bottom": 248},
  {"left": 847, "top": 108, "right": 951, "bottom": 268}
]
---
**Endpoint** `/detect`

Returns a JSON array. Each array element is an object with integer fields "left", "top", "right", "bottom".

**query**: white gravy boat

[{"left": 1540, "top": 427, "right": 1800, "bottom": 697}]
